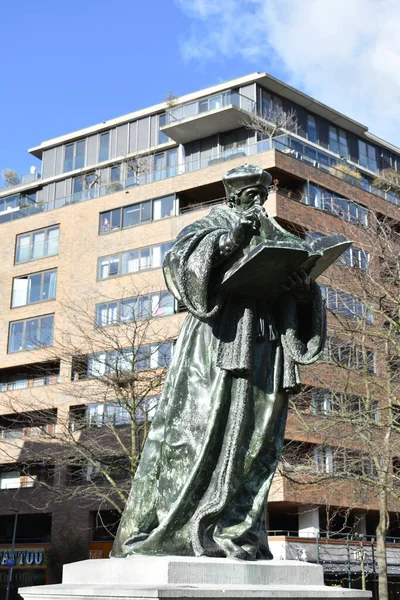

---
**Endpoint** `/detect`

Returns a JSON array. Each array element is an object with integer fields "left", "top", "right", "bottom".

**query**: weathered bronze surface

[{"left": 112, "top": 164, "right": 327, "bottom": 561}]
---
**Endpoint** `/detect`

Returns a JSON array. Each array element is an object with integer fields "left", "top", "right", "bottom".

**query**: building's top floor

[
  {"left": 1, "top": 71, "right": 400, "bottom": 221},
  {"left": 27, "top": 71, "right": 400, "bottom": 158}
]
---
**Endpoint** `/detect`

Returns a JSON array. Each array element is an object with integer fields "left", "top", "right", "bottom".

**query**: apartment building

[{"left": 0, "top": 72, "right": 399, "bottom": 596}]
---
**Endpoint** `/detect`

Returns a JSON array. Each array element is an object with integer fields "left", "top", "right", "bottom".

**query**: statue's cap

[{"left": 223, "top": 164, "right": 272, "bottom": 198}]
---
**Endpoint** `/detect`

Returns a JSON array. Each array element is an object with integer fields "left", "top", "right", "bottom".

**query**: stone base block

[{"left": 19, "top": 556, "right": 371, "bottom": 600}]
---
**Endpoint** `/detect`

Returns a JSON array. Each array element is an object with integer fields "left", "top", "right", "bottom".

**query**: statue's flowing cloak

[{"left": 112, "top": 206, "right": 326, "bottom": 560}]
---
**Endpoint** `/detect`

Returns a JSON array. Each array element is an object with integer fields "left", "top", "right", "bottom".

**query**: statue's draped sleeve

[{"left": 163, "top": 210, "right": 230, "bottom": 321}]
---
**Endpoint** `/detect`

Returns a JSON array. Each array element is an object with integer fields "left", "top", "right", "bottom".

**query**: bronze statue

[{"left": 112, "top": 164, "right": 327, "bottom": 561}]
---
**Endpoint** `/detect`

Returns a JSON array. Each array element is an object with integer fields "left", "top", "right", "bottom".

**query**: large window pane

[
  {"left": 140, "top": 248, "right": 151, "bottom": 270},
  {"left": 141, "top": 201, "right": 151, "bottom": 222},
  {"left": 12, "top": 277, "right": 28, "bottom": 307},
  {"left": 32, "top": 231, "right": 45, "bottom": 259},
  {"left": 307, "top": 115, "right": 317, "bottom": 143},
  {"left": 122, "top": 250, "right": 139, "bottom": 274},
  {"left": 47, "top": 227, "right": 59, "bottom": 256},
  {"left": 43, "top": 270, "right": 57, "bottom": 301},
  {"left": 123, "top": 205, "right": 140, "bottom": 228},
  {"left": 99, "top": 132, "right": 110, "bottom": 162},
  {"left": 138, "top": 295, "right": 151, "bottom": 318},
  {"left": 28, "top": 273, "right": 42, "bottom": 304},
  {"left": 108, "top": 257, "right": 120, "bottom": 276},
  {"left": 64, "top": 144, "right": 74, "bottom": 172},
  {"left": 120, "top": 298, "right": 137, "bottom": 322},
  {"left": 153, "top": 195, "right": 174, "bottom": 220},
  {"left": 111, "top": 166, "right": 121, "bottom": 182},
  {"left": 96, "top": 304, "right": 108, "bottom": 327},
  {"left": 154, "top": 292, "right": 175, "bottom": 316},
  {"left": 39, "top": 316, "right": 54, "bottom": 347},
  {"left": 25, "top": 318, "right": 39, "bottom": 349},
  {"left": 111, "top": 209, "right": 121, "bottom": 230},
  {"left": 166, "top": 150, "right": 178, "bottom": 177},
  {"left": 154, "top": 154, "right": 165, "bottom": 181},
  {"left": 158, "top": 114, "right": 169, "bottom": 145},
  {"left": 16, "top": 234, "right": 30, "bottom": 263},
  {"left": 9, "top": 322, "right": 24, "bottom": 352},
  {"left": 75, "top": 141, "right": 86, "bottom": 169}
]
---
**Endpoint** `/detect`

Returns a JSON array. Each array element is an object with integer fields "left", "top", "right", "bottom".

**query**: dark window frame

[
  {"left": 11, "top": 269, "right": 57, "bottom": 308},
  {"left": 15, "top": 225, "right": 60, "bottom": 265},
  {"left": 8, "top": 314, "right": 55, "bottom": 353}
]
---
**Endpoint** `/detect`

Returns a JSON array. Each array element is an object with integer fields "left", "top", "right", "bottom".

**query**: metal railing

[
  {"left": 165, "top": 90, "right": 255, "bottom": 124},
  {"left": 0, "top": 375, "right": 60, "bottom": 393},
  {"left": 0, "top": 134, "right": 399, "bottom": 227}
]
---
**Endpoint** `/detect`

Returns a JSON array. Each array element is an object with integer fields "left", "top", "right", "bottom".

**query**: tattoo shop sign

[{"left": 0, "top": 548, "right": 45, "bottom": 568}]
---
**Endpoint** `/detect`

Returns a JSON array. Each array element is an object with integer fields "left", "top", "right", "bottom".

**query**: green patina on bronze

[{"left": 112, "top": 164, "right": 327, "bottom": 561}]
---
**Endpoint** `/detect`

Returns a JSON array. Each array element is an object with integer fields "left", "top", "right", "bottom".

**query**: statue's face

[{"left": 236, "top": 186, "right": 267, "bottom": 211}]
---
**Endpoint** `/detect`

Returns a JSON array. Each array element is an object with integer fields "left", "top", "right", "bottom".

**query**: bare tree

[
  {"left": 0, "top": 279, "right": 178, "bottom": 516},
  {"left": 279, "top": 210, "right": 400, "bottom": 599},
  {"left": 242, "top": 104, "right": 298, "bottom": 142}
]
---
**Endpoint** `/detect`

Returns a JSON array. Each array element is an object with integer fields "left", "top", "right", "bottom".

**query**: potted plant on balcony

[
  {"left": 372, "top": 168, "right": 400, "bottom": 195},
  {"left": 330, "top": 162, "right": 362, "bottom": 182},
  {"left": 1, "top": 169, "right": 21, "bottom": 187}
]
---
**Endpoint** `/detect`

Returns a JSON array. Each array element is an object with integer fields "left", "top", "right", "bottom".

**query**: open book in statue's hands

[{"left": 219, "top": 234, "right": 352, "bottom": 300}]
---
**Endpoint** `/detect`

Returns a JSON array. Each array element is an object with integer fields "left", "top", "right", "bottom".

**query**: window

[
  {"left": 87, "top": 342, "right": 174, "bottom": 378},
  {"left": 341, "top": 246, "right": 369, "bottom": 270},
  {"left": 12, "top": 270, "right": 57, "bottom": 308},
  {"left": 320, "top": 286, "right": 373, "bottom": 323},
  {"left": 324, "top": 337, "right": 376, "bottom": 374},
  {"left": 123, "top": 201, "right": 151, "bottom": 228},
  {"left": 329, "top": 126, "right": 348, "bottom": 157},
  {"left": 153, "top": 195, "right": 174, "bottom": 220},
  {"left": 359, "top": 140, "right": 377, "bottom": 172},
  {"left": 15, "top": 226, "right": 59, "bottom": 264},
  {"left": 99, "top": 209, "right": 121, "bottom": 233},
  {"left": 63, "top": 140, "right": 86, "bottom": 172},
  {"left": 307, "top": 184, "right": 368, "bottom": 226},
  {"left": 96, "top": 291, "right": 175, "bottom": 326},
  {"left": 72, "top": 172, "right": 97, "bottom": 202},
  {"left": 314, "top": 446, "right": 334, "bottom": 473},
  {"left": 98, "top": 241, "right": 173, "bottom": 280},
  {"left": 158, "top": 114, "right": 169, "bottom": 145},
  {"left": 9, "top": 315, "right": 54, "bottom": 353},
  {"left": 86, "top": 403, "right": 131, "bottom": 428},
  {"left": 314, "top": 446, "right": 375, "bottom": 477},
  {"left": 154, "top": 149, "right": 178, "bottom": 181},
  {"left": 99, "top": 132, "right": 110, "bottom": 162},
  {"left": 0, "top": 471, "right": 20, "bottom": 490},
  {"left": 110, "top": 166, "right": 120, "bottom": 182},
  {"left": 310, "top": 388, "right": 379, "bottom": 421},
  {"left": 99, "top": 195, "right": 175, "bottom": 234},
  {"left": 307, "top": 115, "right": 318, "bottom": 143}
]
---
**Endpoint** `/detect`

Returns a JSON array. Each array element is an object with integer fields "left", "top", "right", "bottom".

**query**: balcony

[
  {"left": 268, "top": 532, "right": 400, "bottom": 580},
  {"left": 0, "top": 168, "right": 41, "bottom": 191},
  {"left": 161, "top": 91, "right": 256, "bottom": 144},
  {"left": 0, "top": 134, "right": 399, "bottom": 228},
  {"left": 0, "top": 361, "right": 60, "bottom": 394}
]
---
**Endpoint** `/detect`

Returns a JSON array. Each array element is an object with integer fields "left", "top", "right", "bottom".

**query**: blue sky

[{"left": 1, "top": 0, "right": 400, "bottom": 176}]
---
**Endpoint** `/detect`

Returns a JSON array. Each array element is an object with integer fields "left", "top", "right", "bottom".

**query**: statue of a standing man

[{"left": 112, "top": 164, "right": 326, "bottom": 561}]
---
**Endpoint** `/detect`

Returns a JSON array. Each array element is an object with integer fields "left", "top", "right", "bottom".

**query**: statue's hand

[
  {"left": 230, "top": 215, "right": 256, "bottom": 245},
  {"left": 282, "top": 269, "right": 311, "bottom": 303}
]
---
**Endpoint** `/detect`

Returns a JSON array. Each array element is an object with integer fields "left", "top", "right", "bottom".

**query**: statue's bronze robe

[{"left": 112, "top": 206, "right": 326, "bottom": 560}]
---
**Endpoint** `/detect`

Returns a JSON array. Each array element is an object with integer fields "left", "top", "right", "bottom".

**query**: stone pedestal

[{"left": 19, "top": 556, "right": 371, "bottom": 600}]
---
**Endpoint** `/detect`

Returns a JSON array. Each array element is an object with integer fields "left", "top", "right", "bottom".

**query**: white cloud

[{"left": 175, "top": 0, "right": 400, "bottom": 148}]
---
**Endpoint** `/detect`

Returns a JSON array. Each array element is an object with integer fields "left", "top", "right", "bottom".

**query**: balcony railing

[
  {"left": 0, "top": 134, "right": 399, "bottom": 227},
  {"left": 0, "top": 374, "right": 60, "bottom": 393},
  {"left": 0, "top": 169, "right": 41, "bottom": 191},
  {"left": 165, "top": 91, "right": 255, "bottom": 124}
]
